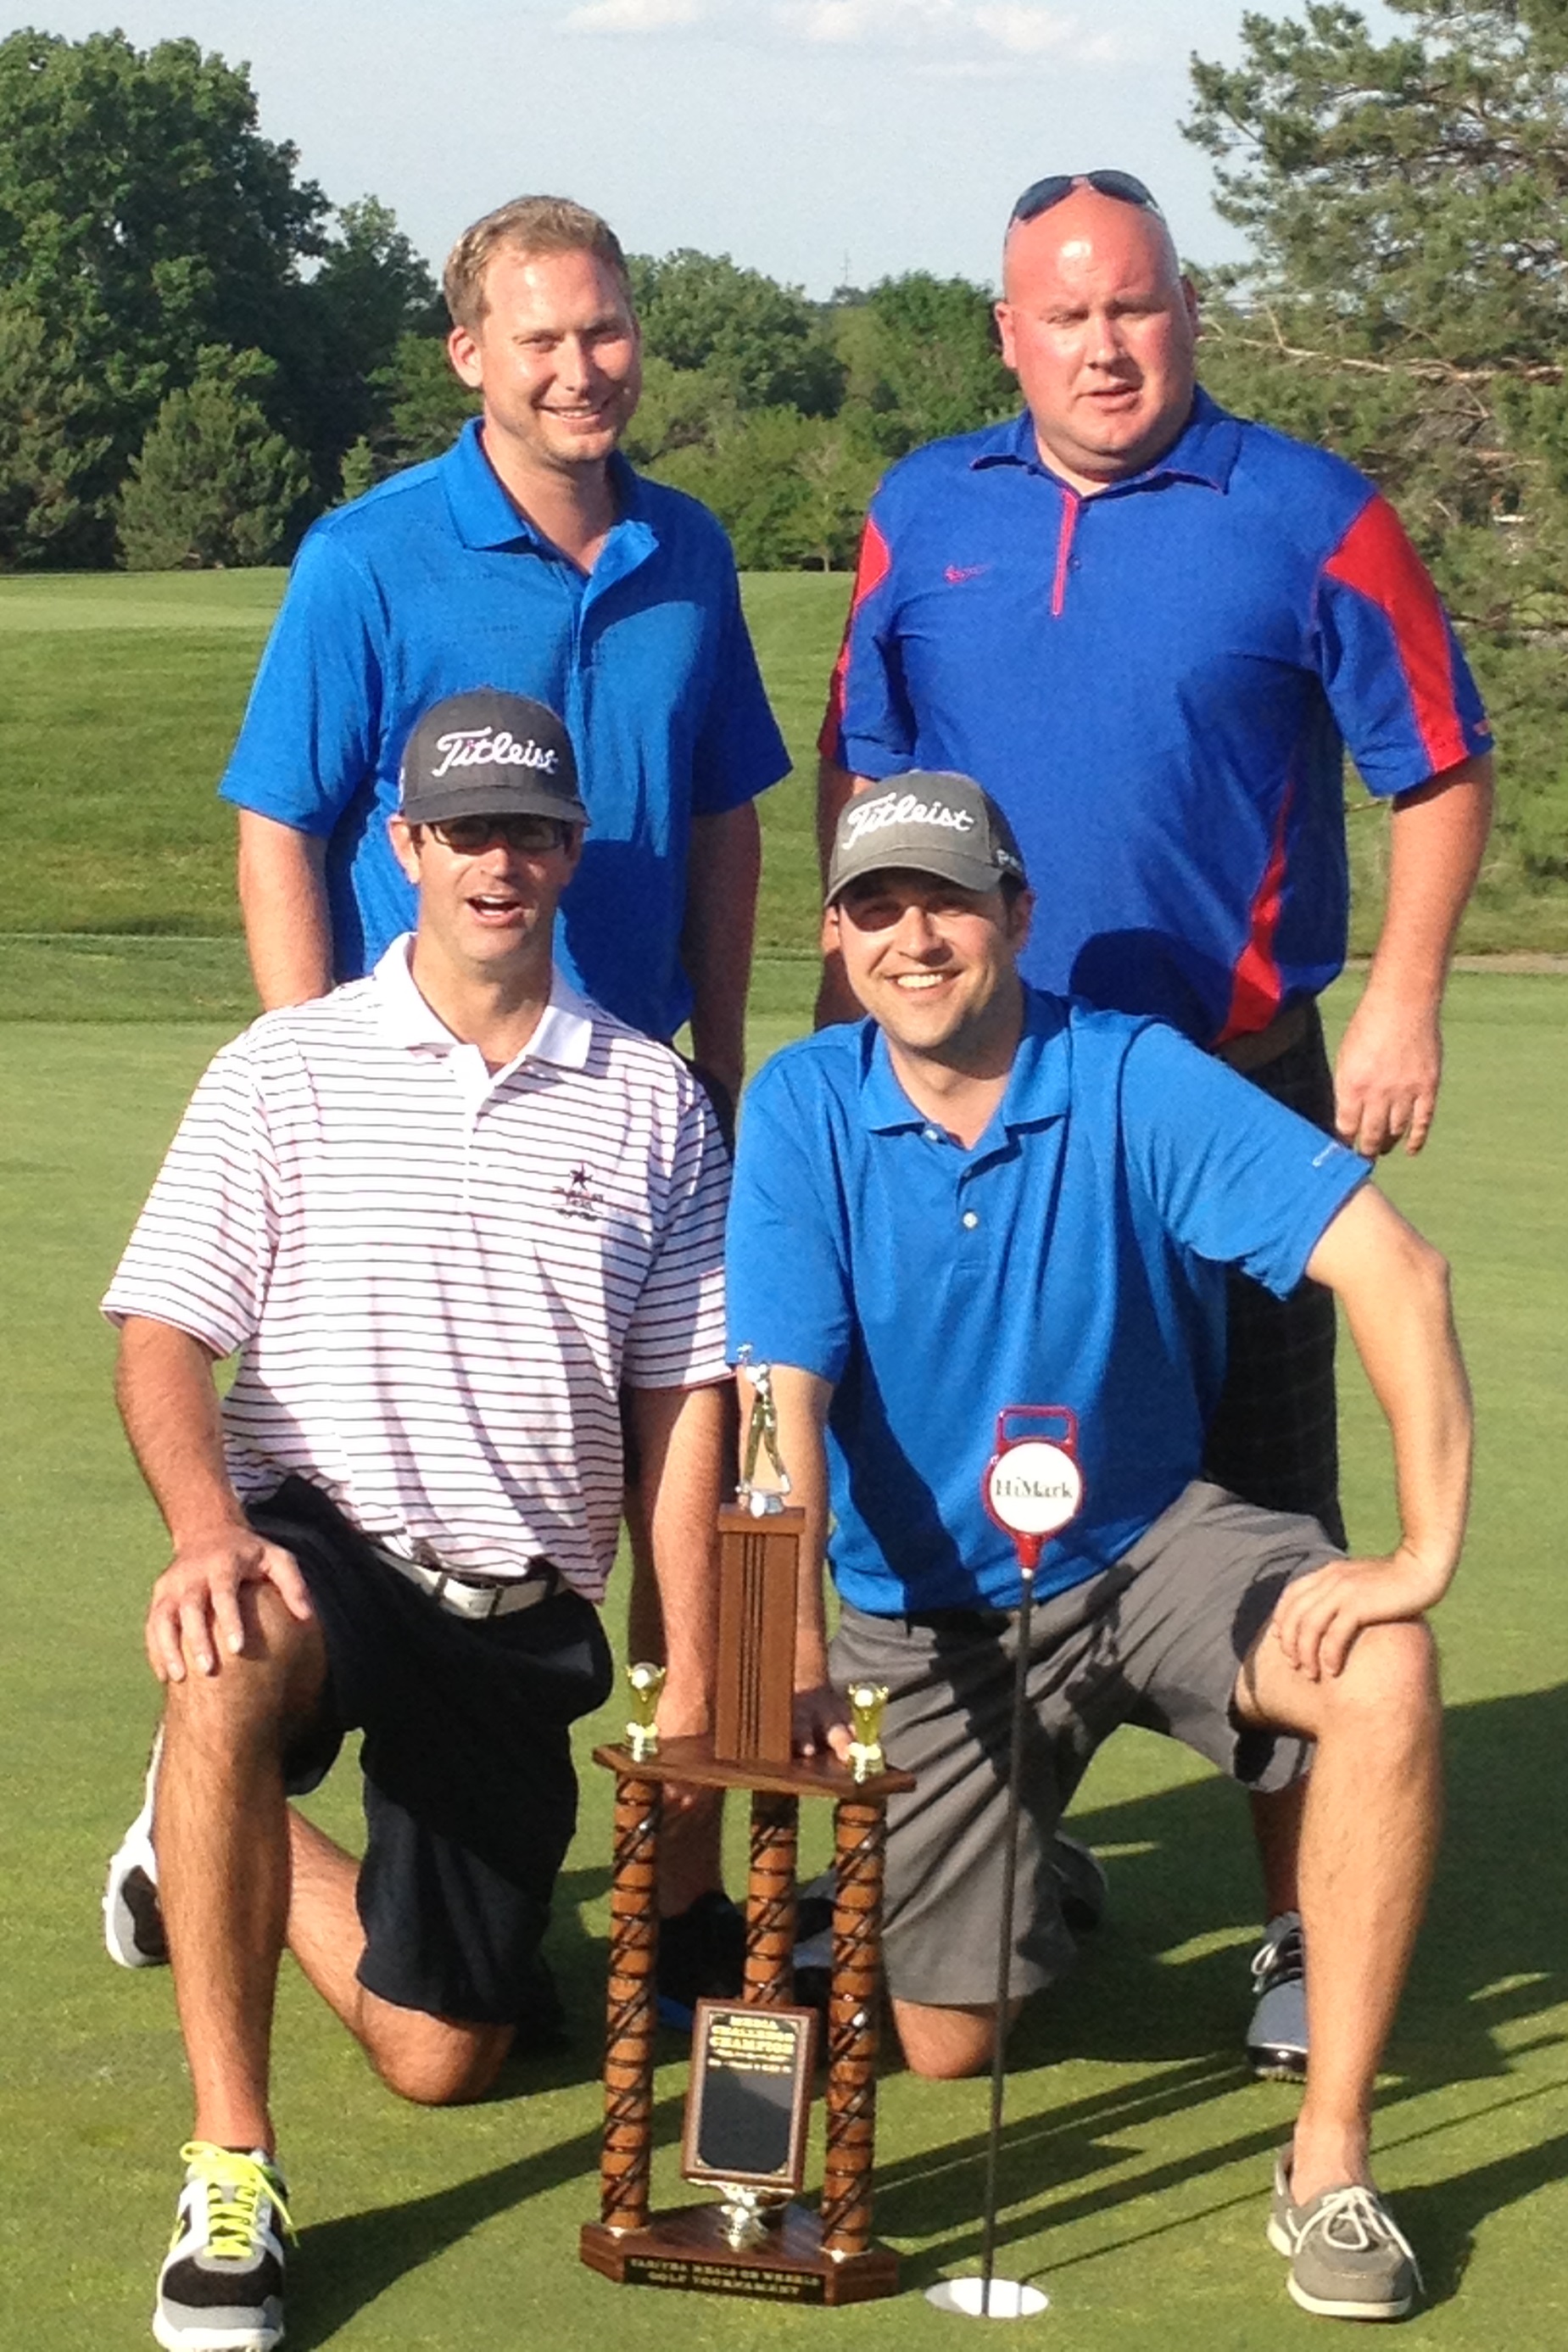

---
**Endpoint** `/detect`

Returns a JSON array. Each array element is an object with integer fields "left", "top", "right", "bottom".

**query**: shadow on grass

[{"left": 282, "top": 1686, "right": 1566, "bottom": 2335}]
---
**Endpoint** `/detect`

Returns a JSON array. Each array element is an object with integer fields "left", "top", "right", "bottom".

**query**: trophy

[{"left": 580, "top": 1359, "right": 914, "bottom": 2305}]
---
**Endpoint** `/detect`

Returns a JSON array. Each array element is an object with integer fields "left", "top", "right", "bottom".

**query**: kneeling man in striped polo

[{"left": 100, "top": 691, "right": 732, "bottom": 2352}]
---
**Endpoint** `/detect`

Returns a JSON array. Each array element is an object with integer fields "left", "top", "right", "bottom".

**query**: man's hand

[
  {"left": 1268, "top": 1545, "right": 1454, "bottom": 1683},
  {"left": 1333, "top": 986, "right": 1442, "bottom": 1157},
  {"left": 793, "top": 1632, "right": 851, "bottom": 1763},
  {"left": 144, "top": 1525, "right": 314, "bottom": 1684}
]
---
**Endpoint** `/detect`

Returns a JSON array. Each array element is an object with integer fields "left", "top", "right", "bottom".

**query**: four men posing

[{"left": 104, "top": 174, "right": 1486, "bottom": 2341}]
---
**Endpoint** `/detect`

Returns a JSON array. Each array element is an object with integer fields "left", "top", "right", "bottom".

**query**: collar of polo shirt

[{"left": 372, "top": 935, "right": 594, "bottom": 1070}]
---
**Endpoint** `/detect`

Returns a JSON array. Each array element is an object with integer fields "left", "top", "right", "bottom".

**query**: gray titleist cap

[
  {"left": 399, "top": 689, "right": 589, "bottom": 825},
  {"left": 826, "top": 772, "right": 1029, "bottom": 903}
]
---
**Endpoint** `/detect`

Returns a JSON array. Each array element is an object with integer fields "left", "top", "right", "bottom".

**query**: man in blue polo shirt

[
  {"left": 816, "top": 172, "right": 1493, "bottom": 2075},
  {"left": 729, "top": 774, "right": 1471, "bottom": 2321},
  {"left": 223, "top": 192, "right": 788, "bottom": 1105},
  {"left": 218, "top": 192, "right": 788, "bottom": 2013}
]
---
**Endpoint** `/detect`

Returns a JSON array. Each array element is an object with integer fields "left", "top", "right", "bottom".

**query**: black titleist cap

[
  {"left": 398, "top": 690, "right": 588, "bottom": 826},
  {"left": 826, "top": 772, "right": 1029, "bottom": 902}
]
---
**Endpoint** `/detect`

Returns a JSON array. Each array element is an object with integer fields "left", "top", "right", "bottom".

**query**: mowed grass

[
  {"left": 3, "top": 969, "right": 1565, "bottom": 2350},
  {"left": 3, "top": 566, "right": 1566, "bottom": 1031}
]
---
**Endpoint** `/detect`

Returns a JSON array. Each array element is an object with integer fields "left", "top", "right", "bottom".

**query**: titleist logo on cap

[
  {"left": 843, "top": 789, "right": 977, "bottom": 845},
  {"left": 430, "top": 726, "right": 560, "bottom": 781}
]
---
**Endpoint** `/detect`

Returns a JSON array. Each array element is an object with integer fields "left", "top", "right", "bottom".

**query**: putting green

[{"left": 2, "top": 971, "right": 1564, "bottom": 2348}]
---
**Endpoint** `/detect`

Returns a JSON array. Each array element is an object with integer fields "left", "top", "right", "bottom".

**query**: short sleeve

[
  {"left": 1314, "top": 493, "right": 1492, "bottom": 797},
  {"left": 218, "top": 526, "right": 386, "bottom": 835},
  {"left": 621, "top": 1085, "right": 732, "bottom": 1389},
  {"left": 725, "top": 1059, "right": 855, "bottom": 1384},
  {"left": 689, "top": 557, "right": 791, "bottom": 817},
  {"left": 1118, "top": 1023, "right": 1370, "bottom": 1298},
  {"left": 817, "top": 500, "right": 917, "bottom": 777},
  {"left": 101, "top": 1039, "right": 280, "bottom": 1355}
]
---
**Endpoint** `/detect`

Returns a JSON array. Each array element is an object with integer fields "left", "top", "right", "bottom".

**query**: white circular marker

[
  {"left": 985, "top": 1439, "right": 1083, "bottom": 1540},
  {"left": 925, "top": 2277, "right": 1049, "bottom": 2319}
]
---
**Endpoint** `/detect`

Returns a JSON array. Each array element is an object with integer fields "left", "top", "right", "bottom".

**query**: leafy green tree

[
  {"left": 653, "top": 409, "right": 879, "bottom": 570},
  {"left": 371, "top": 333, "right": 480, "bottom": 475},
  {"left": 1185, "top": 0, "right": 1568, "bottom": 890},
  {"left": 630, "top": 249, "right": 845, "bottom": 416},
  {"left": 292, "top": 198, "right": 445, "bottom": 475},
  {"left": 118, "top": 348, "right": 310, "bottom": 570},
  {"left": 0, "top": 28, "right": 326, "bottom": 562},
  {"left": 840, "top": 273, "right": 1015, "bottom": 457}
]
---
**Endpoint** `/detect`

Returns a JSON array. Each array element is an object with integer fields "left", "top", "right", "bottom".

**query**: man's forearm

[
  {"left": 115, "top": 1316, "right": 244, "bottom": 1545},
  {"left": 1369, "top": 752, "right": 1493, "bottom": 1008},
  {"left": 629, "top": 1381, "right": 728, "bottom": 1718},
  {"left": 236, "top": 809, "right": 334, "bottom": 1008},
  {"left": 682, "top": 802, "right": 760, "bottom": 1102},
  {"left": 1308, "top": 1191, "right": 1472, "bottom": 1586}
]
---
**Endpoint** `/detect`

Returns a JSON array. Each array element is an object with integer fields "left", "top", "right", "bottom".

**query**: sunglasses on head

[
  {"left": 1008, "top": 170, "right": 1161, "bottom": 227},
  {"left": 424, "top": 813, "right": 568, "bottom": 855}
]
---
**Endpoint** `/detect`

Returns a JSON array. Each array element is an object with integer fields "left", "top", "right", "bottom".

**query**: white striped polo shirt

[{"left": 103, "top": 940, "right": 731, "bottom": 1601}]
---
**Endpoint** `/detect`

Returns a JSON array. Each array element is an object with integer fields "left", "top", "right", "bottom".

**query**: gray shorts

[{"left": 829, "top": 1481, "right": 1336, "bottom": 2008}]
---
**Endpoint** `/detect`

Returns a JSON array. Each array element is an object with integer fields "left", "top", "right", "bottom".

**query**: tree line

[{"left": 2, "top": 8, "right": 1564, "bottom": 889}]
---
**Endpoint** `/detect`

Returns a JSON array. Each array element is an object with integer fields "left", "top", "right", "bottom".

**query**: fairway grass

[{"left": 3, "top": 972, "right": 1565, "bottom": 2349}]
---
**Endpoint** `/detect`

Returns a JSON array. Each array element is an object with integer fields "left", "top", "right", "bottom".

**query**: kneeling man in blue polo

[{"left": 725, "top": 773, "right": 1471, "bottom": 2323}]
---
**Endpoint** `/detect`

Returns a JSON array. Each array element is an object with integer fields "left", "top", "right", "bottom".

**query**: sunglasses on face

[
  {"left": 424, "top": 813, "right": 569, "bottom": 855},
  {"left": 1008, "top": 170, "right": 1162, "bottom": 227}
]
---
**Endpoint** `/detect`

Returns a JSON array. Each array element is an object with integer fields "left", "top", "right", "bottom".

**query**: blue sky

[{"left": 11, "top": 2, "right": 1399, "bottom": 294}]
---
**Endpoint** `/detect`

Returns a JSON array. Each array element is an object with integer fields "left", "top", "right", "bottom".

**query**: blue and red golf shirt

[{"left": 820, "top": 392, "right": 1491, "bottom": 1045}]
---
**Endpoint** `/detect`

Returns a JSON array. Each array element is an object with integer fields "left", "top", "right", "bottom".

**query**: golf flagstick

[{"left": 927, "top": 1408, "right": 1085, "bottom": 2326}]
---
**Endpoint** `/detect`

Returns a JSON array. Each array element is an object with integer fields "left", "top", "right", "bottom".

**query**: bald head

[{"left": 995, "top": 186, "right": 1199, "bottom": 493}]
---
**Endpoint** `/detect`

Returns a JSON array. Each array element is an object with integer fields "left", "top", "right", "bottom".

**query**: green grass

[
  {"left": 3, "top": 970, "right": 1565, "bottom": 2348},
  {"left": 3, "top": 568, "right": 1567, "bottom": 998}
]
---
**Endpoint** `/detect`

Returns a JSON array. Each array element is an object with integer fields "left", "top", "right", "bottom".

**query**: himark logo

[
  {"left": 555, "top": 1164, "right": 605, "bottom": 1221},
  {"left": 944, "top": 563, "right": 989, "bottom": 585}
]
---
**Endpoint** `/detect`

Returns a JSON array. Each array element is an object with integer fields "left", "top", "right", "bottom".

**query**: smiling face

[
  {"left": 447, "top": 243, "right": 642, "bottom": 486},
  {"left": 390, "top": 812, "right": 582, "bottom": 995},
  {"left": 994, "top": 188, "right": 1198, "bottom": 494},
  {"left": 825, "top": 869, "right": 1034, "bottom": 1074}
]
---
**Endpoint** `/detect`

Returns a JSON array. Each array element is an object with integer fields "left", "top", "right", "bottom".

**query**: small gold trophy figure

[
  {"left": 624, "top": 1661, "right": 666, "bottom": 1763},
  {"left": 846, "top": 1682, "right": 888, "bottom": 1784}
]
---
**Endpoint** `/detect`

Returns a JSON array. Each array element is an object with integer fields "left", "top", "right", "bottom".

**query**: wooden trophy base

[{"left": 580, "top": 2205, "right": 899, "bottom": 2305}]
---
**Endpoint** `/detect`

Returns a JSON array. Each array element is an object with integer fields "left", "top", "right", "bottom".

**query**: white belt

[{"left": 373, "top": 1537, "right": 560, "bottom": 1621}]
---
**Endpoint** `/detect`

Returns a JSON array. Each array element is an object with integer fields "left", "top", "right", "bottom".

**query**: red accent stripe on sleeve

[
  {"left": 1322, "top": 494, "right": 1470, "bottom": 775},
  {"left": 818, "top": 515, "right": 892, "bottom": 759},
  {"left": 1217, "top": 783, "right": 1292, "bottom": 1045},
  {"left": 1050, "top": 490, "right": 1080, "bottom": 618}
]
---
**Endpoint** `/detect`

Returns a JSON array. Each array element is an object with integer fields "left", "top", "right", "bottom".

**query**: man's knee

[
  {"left": 367, "top": 2015, "right": 514, "bottom": 2107},
  {"left": 162, "top": 1586, "right": 323, "bottom": 1754},
  {"left": 893, "top": 1998, "right": 1007, "bottom": 2081},
  {"left": 1320, "top": 1617, "right": 1440, "bottom": 1729}
]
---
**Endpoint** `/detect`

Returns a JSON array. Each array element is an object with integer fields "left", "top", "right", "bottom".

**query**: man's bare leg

[
  {"left": 1250, "top": 1779, "right": 1304, "bottom": 1917},
  {"left": 285, "top": 1811, "right": 512, "bottom": 2103},
  {"left": 890, "top": 1998, "right": 1024, "bottom": 2081},
  {"left": 1237, "top": 1614, "right": 1442, "bottom": 2202},
  {"left": 157, "top": 1584, "right": 327, "bottom": 2155}
]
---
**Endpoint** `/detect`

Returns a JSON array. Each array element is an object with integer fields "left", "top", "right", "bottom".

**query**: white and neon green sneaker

[
  {"left": 153, "top": 2141, "right": 293, "bottom": 2352},
  {"left": 104, "top": 1727, "right": 167, "bottom": 1969}
]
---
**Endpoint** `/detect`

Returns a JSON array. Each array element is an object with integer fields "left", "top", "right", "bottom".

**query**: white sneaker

[
  {"left": 154, "top": 2141, "right": 293, "bottom": 2352},
  {"left": 103, "top": 1727, "right": 167, "bottom": 1968}
]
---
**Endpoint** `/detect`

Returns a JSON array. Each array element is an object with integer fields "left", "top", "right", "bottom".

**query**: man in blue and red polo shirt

[{"left": 816, "top": 173, "right": 1493, "bottom": 2079}]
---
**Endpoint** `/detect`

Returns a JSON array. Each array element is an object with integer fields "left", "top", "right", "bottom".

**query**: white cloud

[
  {"left": 562, "top": 0, "right": 706, "bottom": 31},
  {"left": 773, "top": 1, "right": 1130, "bottom": 63},
  {"left": 971, "top": 5, "right": 1074, "bottom": 53}
]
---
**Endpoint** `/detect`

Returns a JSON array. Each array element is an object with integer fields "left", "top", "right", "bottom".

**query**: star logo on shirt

[
  {"left": 555, "top": 1164, "right": 606, "bottom": 1221},
  {"left": 944, "top": 562, "right": 989, "bottom": 585}
]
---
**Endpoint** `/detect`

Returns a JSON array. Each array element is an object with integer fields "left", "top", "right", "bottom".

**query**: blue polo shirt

[
  {"left": 726, "top": 992, "right": 1370, "bottom": 1613},
  {"left": 821, "top": 394, "right": 1490, "bottom": 1046},
  {"left": 221, "top": 422, "right": 790, "bottom": 1042}
]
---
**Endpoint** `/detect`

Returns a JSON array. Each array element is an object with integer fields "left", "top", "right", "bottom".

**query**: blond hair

[{"left": 443, "top": 196, "right": 633, "bottom": 330}]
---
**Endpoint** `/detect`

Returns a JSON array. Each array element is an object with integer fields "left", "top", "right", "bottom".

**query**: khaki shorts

[{"left": 829, "top": 1480, "right": 1335, "bottom": 2008}]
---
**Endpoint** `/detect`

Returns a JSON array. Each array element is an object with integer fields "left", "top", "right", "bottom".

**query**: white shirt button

[
  {"left": 923, "top": 1126, "right": 940, "bottom": 1142},
  {"left": 962, "top": 1210, "right": 979, "bottom": 1230}
]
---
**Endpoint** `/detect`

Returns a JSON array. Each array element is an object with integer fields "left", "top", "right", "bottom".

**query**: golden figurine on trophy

[{"left": 580, "top": 1355, "right": 915, "bottom": 2305}]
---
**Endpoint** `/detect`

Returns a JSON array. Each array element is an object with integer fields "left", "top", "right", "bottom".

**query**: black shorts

[
  {"left": 249, "top": 1478, "right": 614, "bottom": 2025},
  {"left": 1203, "top": 1002, "right": 1346, "bottom": 1546}
]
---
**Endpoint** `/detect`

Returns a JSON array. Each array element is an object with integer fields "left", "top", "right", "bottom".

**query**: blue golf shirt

[
  {"left": 726, "top": 991, "right": 1370, "bottom": 1613},
  {"left": 820, "top": 394, "right": 1490, "bottom": 1047},
  {"left": 220, "top": 422, "right": 790, "bottom": 1042}
]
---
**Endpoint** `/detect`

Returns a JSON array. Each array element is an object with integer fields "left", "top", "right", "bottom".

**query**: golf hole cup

[{"left": 982, "top": 1407, "right": 1085, "bottom": 1569}]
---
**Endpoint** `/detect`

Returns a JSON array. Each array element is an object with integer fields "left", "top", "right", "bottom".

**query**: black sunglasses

[
  {"left": 1008, "top": 170, "right": 1162, "bottom": 227},
  {"left": 424, "top": 813, "right": 569, "bottom": 855}
]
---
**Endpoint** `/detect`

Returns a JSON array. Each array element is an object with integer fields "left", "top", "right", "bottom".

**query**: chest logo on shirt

[
  {"left": 943, "top": 562, "right": 989, "bottom": 585},
  {"left": 555, "top": 1165, "right": 607, "bottom": 1221},
  {"left": 983, "top": 1406, "right": 1086, "bottom": 1574}
]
